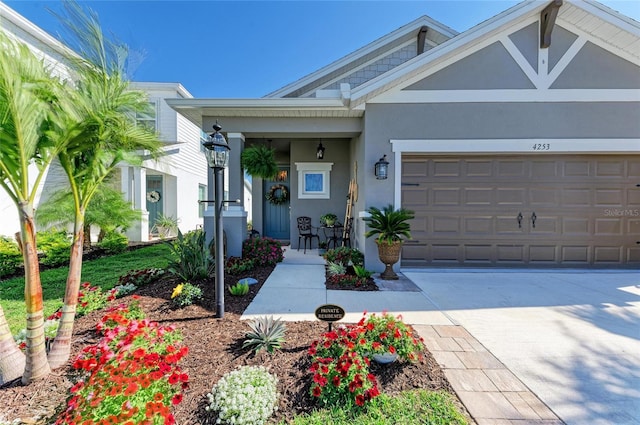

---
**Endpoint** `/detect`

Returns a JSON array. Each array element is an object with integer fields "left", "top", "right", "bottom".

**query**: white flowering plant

[{"left": 206, "top": 366, "right": 279, "bottom": 425}]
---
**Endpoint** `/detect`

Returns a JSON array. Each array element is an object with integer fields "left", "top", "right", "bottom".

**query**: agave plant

[
  {"left": 243, "top": 316, "right": 286, "bottom": 353},
  {"left": 327, "top": 261, "right": 346, "bottom": 277},
  {"left": 363, "top": 204, "right": 415, "bottom": 244},
  {"left": 228, "top": 281, "right": 249, "bottom": 296}
]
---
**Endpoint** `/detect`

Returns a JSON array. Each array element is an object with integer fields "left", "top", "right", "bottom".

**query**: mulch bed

[{"left": 0, "top": 262, "right": 469, "bottom": 424}]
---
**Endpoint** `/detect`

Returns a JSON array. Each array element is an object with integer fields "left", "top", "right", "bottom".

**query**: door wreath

[{"left": 266, "top": 184, "right": 289, "bottom": 205}]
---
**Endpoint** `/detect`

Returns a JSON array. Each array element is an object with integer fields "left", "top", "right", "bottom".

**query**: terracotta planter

[{"left": 376, "top": 240, "right": 402, "bottom": 280}]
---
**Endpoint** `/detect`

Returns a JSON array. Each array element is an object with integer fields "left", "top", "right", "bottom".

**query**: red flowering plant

[
  {"left": 76, "top": 282, "right": 117, "bottom": 316},
  {"left": 242, "top": 237, "right": 284, "bottom": 266},
  {"left": 56, "top": 298, "right": 189, "bottom": 425},
  {"left": 308, "top": 312, "right": 425, "bottom": 408},
  {"left": 308, "top": 325, "right": 380, "bottom": 408},
  {"left": 326, "top": 273, "right": 369, "bottom": 288},
  {"left": 358, "top": 312, "right": 425, "bottom": 362}
]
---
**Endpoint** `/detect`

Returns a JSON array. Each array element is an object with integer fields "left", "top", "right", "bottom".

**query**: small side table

[{"left": 321, "top": 225, "right": 344, "bottom": 249}]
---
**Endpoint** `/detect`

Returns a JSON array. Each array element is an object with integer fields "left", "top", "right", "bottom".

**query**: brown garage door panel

[{"left": 401, "top": 155, "right": 640, "bottom": 266}]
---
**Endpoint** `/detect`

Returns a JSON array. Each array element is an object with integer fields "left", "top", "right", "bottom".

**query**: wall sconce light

[
  {"left": 374, "top": 154, "right": 389, "bottom": 180},
  {"left": 316, "top": 142, "right": 325, "bottom": 160}
]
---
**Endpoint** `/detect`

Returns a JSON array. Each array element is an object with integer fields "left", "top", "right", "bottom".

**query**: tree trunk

[
  {"left": 48, "top": 216, "right": 84, "bottom": 369},
  {"left": 18, "top": 202, "right": 51, "bottom": 384},
  {"left": 83, "top": 222, "right": 91, "bottom": 250},
  {"left": 0, "top": 305, "right": 26, "bottom": 385}
]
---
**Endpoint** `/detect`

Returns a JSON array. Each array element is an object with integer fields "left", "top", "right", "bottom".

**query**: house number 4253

[{"left": 532, "top": 143, "right": 550, "bottom": 151}]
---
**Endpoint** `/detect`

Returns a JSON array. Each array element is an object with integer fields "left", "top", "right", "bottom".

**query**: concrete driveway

[{"left": 403, "top": 269, "right": 640, "bottom": 425}]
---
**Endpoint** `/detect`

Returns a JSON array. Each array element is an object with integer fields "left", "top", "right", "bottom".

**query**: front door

[
  {"left": 146, "top": 175, "right": 163, "bottom": 234},
  {"left": 263, "top": 167, "right": 290, "bottom": 240}
]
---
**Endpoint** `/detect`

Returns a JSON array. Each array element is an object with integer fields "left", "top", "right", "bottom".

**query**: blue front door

[{"left": 263, "top": 167, "right": 290, "bottom": 240}]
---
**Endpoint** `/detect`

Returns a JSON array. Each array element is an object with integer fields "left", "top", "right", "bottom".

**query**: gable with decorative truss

[{"left": 360, "top": 0, "right": 640, "bottom": 106}]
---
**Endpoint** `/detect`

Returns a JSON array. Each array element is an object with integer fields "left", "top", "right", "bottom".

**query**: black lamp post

[{"left": 202, "top": 123, "right": 230, "bottom": 318}]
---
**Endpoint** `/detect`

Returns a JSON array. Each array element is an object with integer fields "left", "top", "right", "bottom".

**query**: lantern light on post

[
  {"left": 202, "top": 123, "right": 230, "bottom": 318},
  {"left": 316, "top": 142, "right": 325, "bottom": 160},
  {"left": 374, "top": 155, "right": 389, "bottom": 180}
]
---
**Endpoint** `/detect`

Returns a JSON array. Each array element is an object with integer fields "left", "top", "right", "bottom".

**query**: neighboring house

[
  {"left": 168, "top": 0, "right": 640, "bottom": 268},
  {"left": 0, "top": 2, "right": 209, "bottom": 243}
]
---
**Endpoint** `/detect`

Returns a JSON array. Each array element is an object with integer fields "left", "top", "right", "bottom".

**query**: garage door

[{"left": 401, "top": 155, "right": 640, "bottom": 267}]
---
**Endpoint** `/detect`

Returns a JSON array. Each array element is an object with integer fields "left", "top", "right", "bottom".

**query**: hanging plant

[
  {"left": 266, "top": 184, "right": 289, "bottom": 205},
  {"left": 241, "top": 145, "right": 278, "bottom": 179}
]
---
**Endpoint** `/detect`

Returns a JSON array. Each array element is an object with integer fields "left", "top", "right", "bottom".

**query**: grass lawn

[
  {"left": 284, "top": 390, "right": 468, "bottom": 424},
  {"left": 0, "top": 243, "right": 171, "bottom": 334}
]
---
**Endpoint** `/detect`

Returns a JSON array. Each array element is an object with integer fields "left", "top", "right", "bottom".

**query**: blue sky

[{"left": 6, "top": 1, "right": 640, "bottom": 98}]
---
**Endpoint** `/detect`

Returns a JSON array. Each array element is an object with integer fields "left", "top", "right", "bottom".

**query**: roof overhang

[{"left": 166, "top": 97, "right": 362, "bottom": 129}]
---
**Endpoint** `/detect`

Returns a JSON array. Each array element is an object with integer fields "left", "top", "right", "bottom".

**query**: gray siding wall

[
  {"left": 289, "top": 139, "right": 351, "bottom": 248},
  {"left": 360, "top": 101, "right": 640, "bottom": 269},
  {"left": 405, "top": 42, "right": 535, "bottom": 90},
  {"left": 365, "top": 102, "right": 640, "bottom": 140},
  {"left": 552, "top": 41, "right": 640, "bottom": 89},
  {"left": 508, "top": 22, "right": 538, "bottom": 72},
  {"left": 548, "top": 26, "right": 579, "bottom": 71}
]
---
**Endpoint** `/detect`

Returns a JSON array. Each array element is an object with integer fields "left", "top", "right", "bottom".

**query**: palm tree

[
  {"left": 0, "top": 33, "right": 61, "bottom": 384},
  {"left": 46, "top": 2, "right": 161, "bottom": 368},
  {"left": 36, "top": 183, "right": 143, "bottom": 249}
]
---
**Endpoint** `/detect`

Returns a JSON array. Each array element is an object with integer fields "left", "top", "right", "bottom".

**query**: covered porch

[{"left": 167, "top": 91, "right": 387, "bottom": 263}]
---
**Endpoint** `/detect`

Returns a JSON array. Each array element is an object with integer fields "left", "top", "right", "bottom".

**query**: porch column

[
  {"left": 122, "top": 166, "right": 149, "bottom": 242},
  {"left": 223, "top": 132, "right": 247, "bottom": 257}
]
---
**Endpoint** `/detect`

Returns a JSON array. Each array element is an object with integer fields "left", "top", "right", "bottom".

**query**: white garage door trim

[{"left": 390, "top": 138, "right": 640, "bottom": 207}]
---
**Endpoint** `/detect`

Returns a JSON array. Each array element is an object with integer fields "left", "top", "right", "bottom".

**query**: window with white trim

[{"left": 295, "top": 162, "right": 333, "bottom": 199}]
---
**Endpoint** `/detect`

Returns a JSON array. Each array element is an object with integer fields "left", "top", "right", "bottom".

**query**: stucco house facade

[
  {"left": 3, "top": 0, "right": 638, "bottom": 268},
  {"left": 169, "top": 0, "right": 639, "bottom": 269},
  {"left": 0, "top": 2, "right": 210, "bottom": 243}
]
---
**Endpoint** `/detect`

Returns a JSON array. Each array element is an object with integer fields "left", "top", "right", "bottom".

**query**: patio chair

[{"left": 297, "top": 216, "right": 320, "bottom": 253}]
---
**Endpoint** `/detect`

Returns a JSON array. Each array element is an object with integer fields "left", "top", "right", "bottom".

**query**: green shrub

[
  {"left": 170, "top": 282, "right": 203, "bottom": 308},
  {"left": 97, "top": 230, "right": 128, "bottom": 254},
  {"left": 0, "top": 236, "right": 22, "bottom": 277},
  {"left": 206, "top": 366, "right": 279, "bottom": 425},
  {"left": 37, "top": 229, "right": 71, "bottom": 267},
  {"left": 243, "top": 316, "right": 286, "bottom": 353},
  {"left": 353, "top": 265, "right": 373, "bottom": 279},
  {"left": 117, "top": 267, "right": 165, "bottom": 287},
  {"left": 242, "top": 237, "right": 283, "bottom": 266},
  {"left": 167, "top": 230, "right": 213, "bottom": 281},
  {"left": 226, "top": 256, "right": 256, "bottom": 275},
  {"left": 322, "top": 247, "right": 364, "bottom": 267}
]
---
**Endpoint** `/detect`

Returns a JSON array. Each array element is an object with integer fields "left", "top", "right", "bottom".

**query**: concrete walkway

[
  {"left": 405, "top": 269, "right": 640, "bottom": 425},
  {"left": 241, "top": 247, "right": 633, "bottom": 424}
]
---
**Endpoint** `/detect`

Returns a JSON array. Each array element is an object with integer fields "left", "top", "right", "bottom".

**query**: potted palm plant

[
  {"left": 153, "top": 214, "right": 179, "bottom": 239},
  {"left": 363, "top": 204, "right": 414, "bottom": 280}
]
